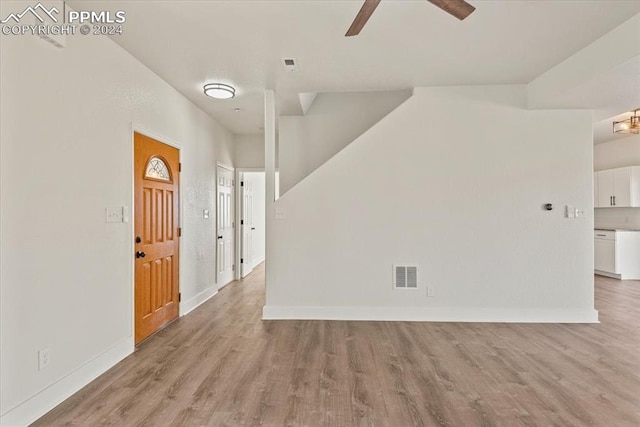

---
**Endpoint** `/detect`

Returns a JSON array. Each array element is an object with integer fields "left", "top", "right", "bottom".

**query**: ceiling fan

[{"left": 346, "top": 0, "right": 475, "bottom": 37}]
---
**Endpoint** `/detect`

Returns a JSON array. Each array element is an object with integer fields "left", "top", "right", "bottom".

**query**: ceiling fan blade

[
  {"left": 427, "top": 0, "right": 475, "bottom": 20},
  {"left": 346, "top": 0, "right": 382, "bottom": 37}
]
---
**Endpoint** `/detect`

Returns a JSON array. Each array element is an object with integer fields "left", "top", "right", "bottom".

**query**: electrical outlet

[
  {"left": 38, "top": 348, "right": 50, "bottom": 370},
  {"left": 427, "top": 287, "right": 435, "bottom": 297}
]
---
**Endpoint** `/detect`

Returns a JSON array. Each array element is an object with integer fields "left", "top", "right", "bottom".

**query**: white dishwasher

[{"left": 594, "top": 230, "right": 617, "bottom": 275}]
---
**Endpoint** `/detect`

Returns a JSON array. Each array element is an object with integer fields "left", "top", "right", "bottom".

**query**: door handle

[
  {"left": 610, "top": 196, "right": 613, "bottom": 206},
  {"left": 613, "top": 195, "right": 616, "bottom": 206},
  {"left": 136, "top": 251, "right": 146, "bottom": 258},
  {"left": 251, "top": 227, "right": 256, "bottom": 230},
  {"left": 217, "top": 235, "right": 223, "bottom": 239}
]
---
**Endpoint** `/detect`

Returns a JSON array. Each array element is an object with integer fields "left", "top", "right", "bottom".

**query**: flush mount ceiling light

[
  {"left": 613, "top": 109, "right": 640, "bottom": 134},
  {"left": 203, "top": 83, "right": 235, "bottom": 99}
]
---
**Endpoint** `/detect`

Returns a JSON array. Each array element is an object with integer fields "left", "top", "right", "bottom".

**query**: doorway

[
  {"left": 217, "top": 164, "right": 235, "bottom": 288},
  {"left": 239, "top": 171, "right": 266, "bottom": 278},
  {"left": 133, "top": 132, "right": 180, "bottom": 345}
]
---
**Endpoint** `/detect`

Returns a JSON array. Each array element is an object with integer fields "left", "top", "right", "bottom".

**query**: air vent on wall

[
  {"left": 393, "top": 265, "right": 418, "bottom": 289},
  {"left": 282, "top": 58, "right": 298, "bottom": 72}
]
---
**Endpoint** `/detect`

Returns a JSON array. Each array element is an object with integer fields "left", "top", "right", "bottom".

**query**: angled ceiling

[{"left": 68, "top": 1, "right": 640, "bottom": 135}]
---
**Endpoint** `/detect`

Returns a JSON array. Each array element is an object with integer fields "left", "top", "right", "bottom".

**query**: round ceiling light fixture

[{"left": 203, "top": 83, "right": 235, "bottom": 100}]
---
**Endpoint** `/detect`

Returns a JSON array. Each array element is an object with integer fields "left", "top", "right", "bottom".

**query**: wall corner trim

[
  {"left": 262, "top": 306, "right": 600, "bottom": 324},
  {"left": 0, "top": 338, "right": 133, "bottom": 427}
]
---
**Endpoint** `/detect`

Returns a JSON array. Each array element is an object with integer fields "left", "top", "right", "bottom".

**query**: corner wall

[
  {"left": 0, "top": 11, "right": 233, "bottom": 425},
  {"left": 265, "top": 86, "right": 597, "bottom": 323}
]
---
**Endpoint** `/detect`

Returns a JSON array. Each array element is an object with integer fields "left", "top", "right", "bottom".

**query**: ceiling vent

[
  {"left": 393, "top": 265, "right": 418, "bottom": 289},
  {"left": 282, "top": 58, "right": 298, "bottom": 72}
]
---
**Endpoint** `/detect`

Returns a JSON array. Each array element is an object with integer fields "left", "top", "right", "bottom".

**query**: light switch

[
  {"left": 565, "top": 205, "right": 576, "bottom": 219},
  {"left": 105, "top": 207, "right": 122, "bottom": 223},
  {"left": 203, "top": 209, "right": 210, "bottom": 219},
  {"left": 275, "top": 209, "right": 286, "bottom": 220}
]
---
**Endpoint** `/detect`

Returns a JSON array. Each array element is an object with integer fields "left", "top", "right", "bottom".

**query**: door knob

[
  {"left": 136, "top": 251, "right": 146, "bottom": 258},
  {"left": 135, "top": 236, "right": 141, "bottom": 244},
  {"left": 217, "top": 235, "right": 223, "bottom": 239}
]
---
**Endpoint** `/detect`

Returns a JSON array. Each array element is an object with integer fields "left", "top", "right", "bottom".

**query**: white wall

[
  {"left": 594, "top": 135, "right": 640, "bottom": 229},
  {"left": 265, "top": 86, "right": 597, "bottom": 323},
  {"left": 594, "top": 208, "right": 640, "bottom": 230},
  {"left": 0, "top": 9, "right": 233, "bottom": 425},
  {"left": 279, "top": 90, "right": 411, "bottom": 194},
  {"left": 243, "top": 172, "right": 266, "bottom": 269},
  {"left": 594, "top": 135, "right": 640, "bottom": 171},
  {"left": 234, "top": 134, "right": 265, "bottom": 169}
]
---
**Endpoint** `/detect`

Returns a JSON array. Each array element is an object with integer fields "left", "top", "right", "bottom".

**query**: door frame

[
  {"left": 130, "top": 124, "right": 183, "bottom": 346},
  {"left": 234, "top": 168, "right": 264, "bottom": 281},
  {"left": 216, "top": 162, "right": 235, "bottom": 286}
]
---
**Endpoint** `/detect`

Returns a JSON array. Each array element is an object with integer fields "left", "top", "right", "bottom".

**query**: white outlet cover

[
  {"left": 122, "top": 206, "right": 129, "bottom": 223},
  {"left": 38, "top": 348, "right": 50, "bottom": 370}
]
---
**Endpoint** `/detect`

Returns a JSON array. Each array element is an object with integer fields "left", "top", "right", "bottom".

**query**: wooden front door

[{"left": 134, "top": 132, "right": 180, "bottom": 344}]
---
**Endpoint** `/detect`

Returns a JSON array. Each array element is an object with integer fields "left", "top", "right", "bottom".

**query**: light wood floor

[{"left": 33, "top": 264, "right": 640, "bottom": 426}]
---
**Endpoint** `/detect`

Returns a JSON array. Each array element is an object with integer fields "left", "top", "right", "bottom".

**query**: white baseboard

[
  {"left": 262, "top": 306, "right": 600, "bottom": 323},
  {"left": 595, "top": 270, "right": 621, "bottom": 279},
  {"left": 1, "top": 337, "right": 133, "bottom": 427},
  {"left": 180, "top": 285, "right": 217, "bottom": 316},
  {"left": 595, "top": 270, "right": 639, "bottom": 280},
  {"left": 250, "top": 257, "right": 265, "bottom": 271}
]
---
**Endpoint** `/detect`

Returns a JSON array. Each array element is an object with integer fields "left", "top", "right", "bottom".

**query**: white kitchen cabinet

[
  {"left": 594, "top": 166, "right": 640, "bottom": 208},
  {"left": 596, "top": 170, "right": 613, "bottom": 207},
  {"left": 594, "top": 231, "right": 617, "bottom": 273},
  {"left": 613, "top": 168, "right": 632, "bottom": 206},
  {"left": 594, "top": 230, "right": 640, "bottom": 280}
]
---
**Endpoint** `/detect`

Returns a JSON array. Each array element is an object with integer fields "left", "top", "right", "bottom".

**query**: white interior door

[
  {"left": 241, "top": 176, "right": 254, "bottom": 278},
  {"left": 217, "top": 166, "right": 235, "bottom": 287}
]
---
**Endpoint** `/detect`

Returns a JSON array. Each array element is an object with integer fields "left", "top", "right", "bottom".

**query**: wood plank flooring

[{"left": 33, "top": 265, "right": 640, "bottom": 426}]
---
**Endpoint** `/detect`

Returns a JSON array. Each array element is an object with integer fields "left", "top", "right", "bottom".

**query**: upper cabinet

[{"left": 595, "top": 166, "right": 640, "bottom": 208}]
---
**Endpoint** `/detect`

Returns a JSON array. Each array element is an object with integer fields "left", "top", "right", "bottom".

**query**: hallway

[{"left": 34, "top": 267, "right": 639, "bottom": 426}]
